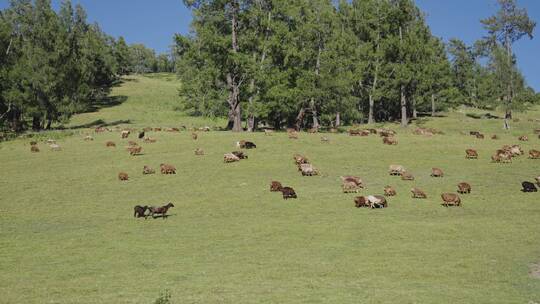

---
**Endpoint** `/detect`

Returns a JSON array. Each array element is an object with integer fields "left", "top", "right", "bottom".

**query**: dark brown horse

[
  {"left": 134, "top": 205, "right": 149, "bottom": 218},
  {"left": 149, "top": 203, "right": 175, "bottom": 219}
]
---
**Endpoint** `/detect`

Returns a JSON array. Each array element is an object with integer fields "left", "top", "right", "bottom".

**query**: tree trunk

[
  {"left": 431, "top": 93, "right": 436, "bottom": 117},
  {"left": 412, "top": 98, "right": 417, "bottom": 119},
  {"left": 295, "top": 108, "right": 305, "bottom": 131},
  {"left": 368, "top": 94, "right": 375, "bottom": 124},
  {"left": 310, "top": 42, "right": 322, "bottom": 130},
  {"left": 335, "top": 112, "right": 341, "bottom": 127},
  {"left": 227, "top": 0, "right": 242, "bottom": 132},
  {"left": 400, "top": 85, "right": 407, "bottom": 127}
]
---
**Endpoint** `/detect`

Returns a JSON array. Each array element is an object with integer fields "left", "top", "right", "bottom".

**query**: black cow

[{"left": 522, "top": 181, "right": 538, "bottom": 193}]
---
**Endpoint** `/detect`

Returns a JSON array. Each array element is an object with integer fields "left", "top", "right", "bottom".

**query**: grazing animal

[
  {"left": 128, "top": 145, "right": 142, "bottom": 156},
  {"left": 509, "top": 145, "right": 523, "bottom": 156},
  {"left": 384, "top": 186, "right": 396, "bottom": 196},
  {"left": 30, "top": 145, "right": 40, "bottom": 153},
  {"left": 411, "top": 187, "right": 427, "bottom": 199},
  {"left": 106, "top": 141, "right": 116, "bottom": 147},
  {"left": 192, "top": 133, "right": 198, "bottom": 140},
  {"left": 457, "top": 182, "right": 472, "bottom": 194},
  {"left": 148, "top": 203, "right": 175, "bottom": 219},
  {"left": 354, "top": 195, "right": 387, "bottom": 208},
  {"left": 354, "top": 196, "right": 370, "bottom": 208},
  {"left": 280, "top": 187, "right": 297, "bottom": 199},
  {"left": 143, "top": 127, "right": 152, "bottom": 132},
  {"left": 491, "top": 134, "right": 499, "bottom": 140},
  {"left": 389, "top": 165, "right": 406, "bottom": 176},
  {"left": 348, "top": 129, "right": 362, "bottom": 136},
  {"left": 300, "top": 163, "right": 318, "bottom": 176},
  {"left": 293, "top": 154, "right": 309, "bottom": 165},
  {"left": 224, "top": 153, "right": 240, "bottom": 163},
  {"left": 535, "top": 129, "right": 540, "bottom": 135},
  {"left": 401, "top": 171, "right": 415, "bottom": 181},
  {"left": 522, "top": 181, "right": 538, "bottom": 192},
  {"left": 134, "top": 205, "right": 148, "bottom": 218},
  {"left": 342, "top": 181, "right": 361, "bottom": 193},
  {"left": 143, "top": 165, "right": 155, "bottom": 175},
  {"left": 431, "top": 168, "right": 444, "bottom": 177},
  {"left": 321, "top": 136, "right": 329, "bottom": 142},
  {"left": 264, "top": 129, "right": 274, "bottom": 136},
  {"left": 379, "top": 129, "right": 396, "bottom": 137},
  {"left": 84, "top": 135, "right": 94, "bottom": 141},
  {"left": 441, "top": 193, "right": 461, "bottom": 207},
  {"left": 465, "top": 149, "right": 478, "bottom": 159},
  {"left": 121, "top": 130, "right": 130, "bottom": 139},
  {"left": 470, "top": 131, "right": 480, "bottom": 136},
  {"left": 118, "top": 172, "right": 129, "bottom": 181},
  {"left": 519, "top": 135, "right": 529, "bottom": 141},
  {"left": 237, "top": 140, "right": 257, "bottom": 149},
  {"left": 195, "top": 148, "right": 204, "bottom": 155},
  {"left": 476, "top": 133, "right": 485, "bottom": 139},
  {"left": 232, "top": 151, "right": 248, "bottom": 159},
  {"left": 340, "top": 176, "right": 363, "bottom": 187},
  {"left": 138, "top": 131, "right": 145, "bottom": 139},
  {"left": 154, "top": 127, "right": 162, "bottom": 131},
  {"left": 528, "top": 149, "right": 540, "bottom": 159},
  {"left": 144, "top": 137, "right": 157, "bottom": 143},
  {"left": 288, "top": 131, "right": 299, "bottom": 139},
  {"left": 382, "top": 136, "right": 398, "bottom": 145},
  {"left": 270, "top": 181, "right": 283, "bottom": 192},
  {"left": 160, "top": 163, "right": 176, "bottom": 174},
  {"left": 49, "top": 144, "right": 61, "bottom": 151}
]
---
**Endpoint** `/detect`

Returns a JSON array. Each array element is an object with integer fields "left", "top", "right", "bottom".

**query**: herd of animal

[{"left": 27, "top": 124, "right": 540, "bottom": 217}]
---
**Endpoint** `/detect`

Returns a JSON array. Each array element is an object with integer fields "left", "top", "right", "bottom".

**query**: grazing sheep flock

[{"left": 26, "top": 124, "right": 540, "bottom": 219}]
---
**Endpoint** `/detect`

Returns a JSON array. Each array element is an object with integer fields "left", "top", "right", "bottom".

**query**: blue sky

[{"left": 1, "top": 0, "right": 539, "bottom": 91}]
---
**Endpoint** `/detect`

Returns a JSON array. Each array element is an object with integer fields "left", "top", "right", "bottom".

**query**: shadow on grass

[
  {"left": 82, "top": 95, "right": 128, "bottom": 113},
  {"left": 63, "top": 119, "right": 132, "bottom": 130}
]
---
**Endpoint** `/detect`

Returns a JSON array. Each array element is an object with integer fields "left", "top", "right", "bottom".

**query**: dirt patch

[{"left": 529, "top": 263, "right": 540, "bottom": 279}]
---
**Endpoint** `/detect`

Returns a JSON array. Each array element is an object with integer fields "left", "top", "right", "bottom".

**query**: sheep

[
  {"left": 143, "top": 165, "right": 155, "bottom": 175},
  {"left": 522, "top": 181, "right": 538, "bottom": 192},
  {"left": 441, "top": 193, "right": 461, "bottom": 207},
  {"left": 270, "top": 181, "right": 283, "bottom": 192},
  {"left": 431, "top": 168, "right": 444, "bottom": 177},
  {"left": 519, "top": 135, "right": 529, "bottom": 141},
  {"left": 195, "top": 148, "right": 204, "bottom": 156},
  {"left": 411, "top": 187, "right": 427, "bottom": 199},
  {"left": 401, "top": 171, "right": 415, "bottom": 181},
  {"left": 280, "top": 187, "right": 297, "bottom": 199},
  {"left": 121, "top": 130, "right": 130, "bottom": 139},
  {"left": 384, "top": 186, "right": 396, "bottom": 196},
  {"left": 465, "top": 149, "right": 478, "bottom": 159},
  {"left": 224, "top": 153, "right": 240, "bottom": 163},
  {"left": 49, "top": 144, "right": 61, "bottom": 151},
  {"left": 148, "top": 203, "right": 175, "bottom": 219},
  {"left": 192, "top": 133, "right": 198, "bottom": 140},
  {"left": 134, "top": 205, "right": 148, "bottom": 218},
  {"left": 389, "top": 165, "right": 406, "bottom": 176},
  {"left": 382, "top": 136, "right": 398, "bottom": 145},
  {"left": 528, "top": 149, "right": 540, "bottom": 159},
  {"left": 457, "top": 182, "right": 471, "bottom": 194},
  {"left": 106, "top": 141, "right": 116, "bottom": 147},
  {"left": 30, "top": 145, "right": 40, "bottom": 153},
  {"left": 231, "top": 151, "right": 248, "bottom": 159},
  {"left": 300, "top": 163, "right": 319, "bottom": 176},
  {"left": 128, "top": 146, "right": 142, "bottom": 156},
  {"left": 160, "top": 163, "right": 176, "bottom": 174},
  {"left": 118, "top": 172, "right": 129, "bottom": 181}
]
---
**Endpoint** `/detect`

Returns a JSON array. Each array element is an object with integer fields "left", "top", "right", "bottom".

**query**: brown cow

[
  {"left": 192, "top": 133, "right": 198, "bottom": 140},
  {"left": 160, "top": 163, "right": 176, "bottom": 174},
  {"left": 518, "top": 135, "right": 529, "bottom": 141},
  {"left": 270, "top": 181, "right": 283, "bottom": 192},
  {"left": 118, "top": 172, "right": 129, "bottom": 181},
  {"left": 280, "top": 187, "right": 297, "bottom": 199},
  {"left": 354, "top": 196, "right": 370, "bottom": 208},
  {"left": 382, "top": 136, "right": 398, "bottom": 145},
  {"left": 232, "top": 151, "right": 248, "bottom": 159},
  {"left": 195, "top": 148, "right": 204, "bottom": 156},
  {"left": 354, "top": 195, "right": 387, "bottom": 208},
  {"left": 411, "top": 187, "right": 427, "bottom": 198},
  {"left": 401, "top": 171, "right": 415, "bottom": 181},
  {"left": 528, "top": 149, "right": 540, "bottom": 159},
  {"left": 340, "top": 176, "right": 363, "bottom": 187},
  {"left": 224, "top": 153, "right": 240, "bottom": 163},
  {"left": 491, "top": 134, "right": 499, "bottom": 140},
  {"left": 389, "top": 165, "right": 405, "bottom": 176},
  {"left": 121, "top": 130, "right": 130, "bottom": 139},
  {"left": 457, "top": 182, "right": 471, "bottom": 194},
  {"left": 384, "top": 186, "right": 396, "bottom": 196},
  {"left": 342, "top": 181, "right": 361, "bottom": 193},
  {"left": 293, "top": 154, "right": 309, "bottom": 165},
  {"left": 476, "top": 133, "right": 485, "bottom": 139},
  {"left": 431, "top": 168, "right": 444, "bottom": 177},
  {"left": 143, "top": 165, "right": 155, "bottom": 175},
  {"left": 128, "top": 146, "right": 142, "bottom": 156},
  {"left": 106, "top": 141, "right": 116, "bottom": 147},
  {"left": 30, "top": 145, "right": 40, "bottom": 153},
  {"left": 465, "top": 149, "right": 478, "bottom": 159},
  {"left": 441, "top": 193, "right": 461, "bottom": 207}
]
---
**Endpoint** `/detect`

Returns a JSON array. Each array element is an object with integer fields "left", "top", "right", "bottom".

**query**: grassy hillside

[{"left": 1, "top": 74, "right": 540, "bottom": 304}]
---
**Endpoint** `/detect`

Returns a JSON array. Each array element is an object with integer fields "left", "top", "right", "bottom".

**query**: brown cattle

[
  {"left": 348, "top": 129, "right": 362, "bottom": 136},
  {"left": 143, "top": 137, "right": 157, "bottom": 143},
  {"left": 340, "top": 176, "right": 363, "bottom": 187},
  {"left": 121, "top": 130, "right": 130, "bottom": 139},
  {"left": 411, "top": 187, "right": 427, "bottom": 199},
  {"left": 232, "top": 151, "right": 248, "bottom": 159},
  {"left": 354, "top": 196, "right": 370, "bottom": 208},
  {"left": 118, "top": 172, "right": 129, "bottom": 181},
  {"left": 491, "top": 134, "right": 499, "bottom": 140},
  {"left": 30, "top": 145, "right": 40, "bottom": 153},
  {"left": 160, "top": 163, "right": 176, "bottom": 174},
  {"left": 293, "top": 154, "right": 309, "bottom": 165},
  {"left": 389, "top": 165, "right": 406, "bottom": 176},
  {"left": 342, "top": 181, "right": 361, "bottom": 193},
  {"left": 300, "top": 163, "right": 318, "bottom": 176},
  {"left": 84, "top": 135, "right": 94, "bottom": 141},
  {"left": 519, "top": 135, "right": 529, "bottom": 141},
  {"left": 476, "top": 133, "right": 485, "bottom": 139},
  {"left": 441, "top": 193, "right": 461, "bottom": 207},
  {"left": 280, "top": 187, "right": 297, "bottom": 199},
  {"left": 431, "top": 168, "right": 444, "bottom": 177},
  {"left": 192, "top": 133, "right": 198, "bottom": 140},
  {"left": 153, "top": 127, "right": 162, "bottom": 132},
  {"left": 106, "top": 141, "right": 116, "bottom": 147},
  {"left": 224, "top": 153, "right": 240, "bottom": 163},
  {"left": 270, "top": 181, "right": 283, "bottom": 192},
  {"left": 384, "top": 186, "right": 396, "bottom": 196},
  {"left": 382, "top": 136, "right": 398, "bottom": 145},
  {"left": 401, "top": 171, "right": 415, "bottom": 181},
  {"left": 143, "top": 165, "right": 155, "bottom": 175},
  {"left": 457, "top": 182, "right": 471, "bottom": 194},
  {"left": 354, "top": 195, "right": 387, "bottom": 208},
  {"left": 465, "top": 149, "right": 478, "bottom": 159},
  {"left": 195, "top": 148, "right": 204, "bottom": 156},
  {"left": 529, "top": 149, "right": 540, "bottom": 159},
  {"left": 470, "top": 131, "right": 480, "bottom": 136},
  {"left": 128, "top": 146, "right": 142, "bottom": 156}
]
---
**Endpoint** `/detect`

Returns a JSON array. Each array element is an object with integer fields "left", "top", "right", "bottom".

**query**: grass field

[{"left": 1, "top": 74, "right": 540, "bottom": 304}]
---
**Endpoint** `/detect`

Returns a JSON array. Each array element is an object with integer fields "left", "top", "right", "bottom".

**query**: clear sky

[{"left": 1, "top": 0, "right": 538, "bottom": 91}]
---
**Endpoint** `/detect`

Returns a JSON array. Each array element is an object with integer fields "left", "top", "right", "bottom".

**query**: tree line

[
  {"left": 0, "top": 0, "right": 174, "bottom": 132},
  {"left": 176, "top": 0, "right": 538, "bottom": 131}
]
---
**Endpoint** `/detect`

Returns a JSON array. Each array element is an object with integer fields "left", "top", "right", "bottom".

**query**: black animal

[
  {"left": 134, "top": 205, "right": 149, "bottom": 218},
  {"left": 138, "top": 131, "right": 145, "bottom": 139},
  {"left": 244, "top": 141, "right": 257, "bottom": 149},
  {"left": 148, "top": 203, "right": 175, "bottom": 218},
  {"left": 280, "top": 187, "right": 297, "bottom": 199},
  {"left": 522, "top": 181, "right": 538, "bottom": 192}
]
